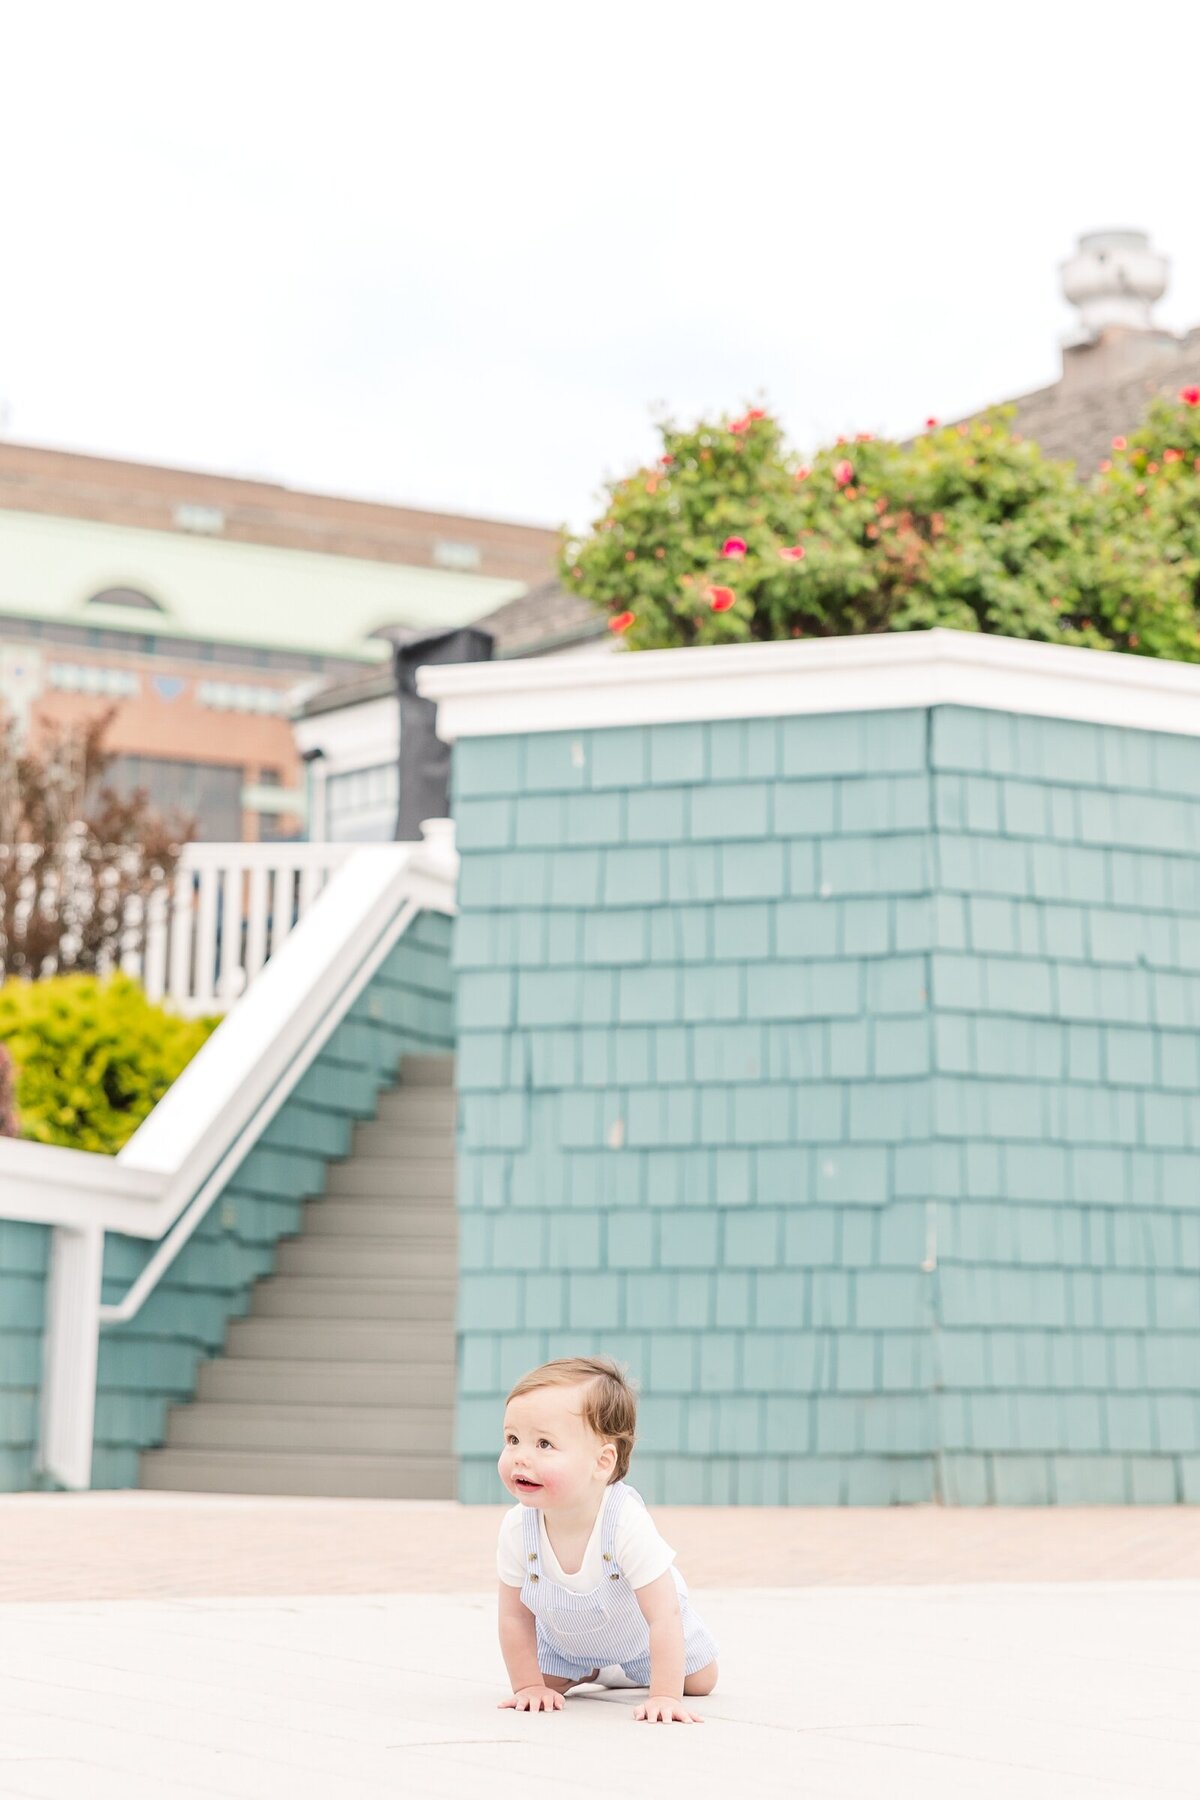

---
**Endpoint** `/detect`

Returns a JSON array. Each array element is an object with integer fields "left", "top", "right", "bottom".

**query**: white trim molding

[{"left": 418, "top": 627, "right": 1200, "bottom": 742}]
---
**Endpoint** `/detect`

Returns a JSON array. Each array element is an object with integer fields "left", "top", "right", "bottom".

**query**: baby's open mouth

[{"left": 514, "top": 1477, "right": 542, "bottom": 1491}]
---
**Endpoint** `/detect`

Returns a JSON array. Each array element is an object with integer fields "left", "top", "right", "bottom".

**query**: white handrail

[
  {"left": 99, "top": 895, "right": 422, "bottom": 1325},
  {"left": 0, "top": 821, "right": 459, "bottom": 1489}
]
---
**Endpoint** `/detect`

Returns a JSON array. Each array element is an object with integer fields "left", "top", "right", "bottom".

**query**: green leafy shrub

[
  {"left": 0, "top": 973, "right": 219, "bottom": 1154},
  {"left": 562, "top": 395, "right": 1200, "bottom": 661}
]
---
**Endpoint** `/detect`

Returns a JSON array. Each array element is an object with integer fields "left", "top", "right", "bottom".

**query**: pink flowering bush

[{"left": 563, "top": 393, "right": 1200, "bottom": 661}]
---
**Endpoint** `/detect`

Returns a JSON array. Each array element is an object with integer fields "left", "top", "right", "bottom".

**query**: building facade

[
  {"left": 0, "top": 444, "right": 557, "bottom": 840},
  {"left": 426, "top": 632, "right": 1200, "bottom": 1506}
]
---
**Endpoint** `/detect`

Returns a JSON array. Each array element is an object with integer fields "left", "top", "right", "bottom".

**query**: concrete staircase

[{"left": 139, "top": 1055, "right": 458, "bottom": 1498}]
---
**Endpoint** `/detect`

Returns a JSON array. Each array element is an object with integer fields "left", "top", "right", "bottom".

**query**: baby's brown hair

[{"left": 505, "top": 1355, "right": 638, "bottom": 1483}]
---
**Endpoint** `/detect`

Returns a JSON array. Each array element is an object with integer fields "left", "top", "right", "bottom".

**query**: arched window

[{"left": 86, "top": 586, "right": 165, "bottom": 613}]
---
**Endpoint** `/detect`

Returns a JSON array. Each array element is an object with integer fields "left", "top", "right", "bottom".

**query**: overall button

[
  {"left": 602, "top": 1553, "right": 612, "bottom": 1562},
  {"left": 609, "top": 1572, "right": 620, "bottom": 1580}
]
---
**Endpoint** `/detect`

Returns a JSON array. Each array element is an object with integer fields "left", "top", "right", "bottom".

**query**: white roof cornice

[{"left": 417, "top": 627, "right": 1200, "bottom": 741}]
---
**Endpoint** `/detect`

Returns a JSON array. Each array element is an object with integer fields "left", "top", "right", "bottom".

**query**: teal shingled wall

[
  {"left": 0, "top": 909, "right": 453, "bottom": 1491},
  {"left": 452, "top": 704, "right": 1200, "bottom": 1505},
  {"left": 928, "top": 708, "right": 1200, "bottom": 1505},
  {"left": 0, "top": 1221, "right": 49, "bottom": 1490},
  {"left": 452, "top": 711, "right": 939, "bottom": 1504}
]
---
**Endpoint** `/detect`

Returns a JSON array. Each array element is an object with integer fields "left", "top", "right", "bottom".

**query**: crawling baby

[{"left": 496, "top": 1354, "right": 719, "bottom": 1725}]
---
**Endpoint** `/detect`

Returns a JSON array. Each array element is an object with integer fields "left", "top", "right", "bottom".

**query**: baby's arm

[
  {"left": 633, "top": 1572, "right": 705, "bottom": 1725},
  {"left": 495, "top": 1580, "right": 563, "bottom": 1713}
]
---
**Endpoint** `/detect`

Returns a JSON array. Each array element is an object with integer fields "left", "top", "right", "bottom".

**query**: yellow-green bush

[{"left": 0, "top": 973, "right": 220, "bottom": 1155}]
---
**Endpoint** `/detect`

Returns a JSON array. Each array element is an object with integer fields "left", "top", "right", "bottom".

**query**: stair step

[
  {"left": 164, "top": 1402, "right": 454, "bottom": 1454},
  {"left": 138, "top": 1448, "right": 457, "bottom": 1499},
  {"left": 302, "top": 1201, "right": 455, "bottom": 1239},
  {"left": 326, "top": 1161, "right": 455, "bottom": 1199},
  {"left": 374, "top": 1091, "right": 457, "bottom": 1126},
  {"left": 276, "top": 1239, "right": 457, "bottom": 1279},
  {"left": 349, "top": 1127, "right": 456, "bottom": 1160},
  {"left": 251, "top": 1276, "right": 456, "bottom": 1321},
  {"left": 398, "top": 1055, "right": 455, "bottom": 1087},
  {"left": 225, "top": 1317, "right": 452, "bottom": 1362},
  {"left": 196, "top": 1358, "right": 457, "bottom": 1406}
]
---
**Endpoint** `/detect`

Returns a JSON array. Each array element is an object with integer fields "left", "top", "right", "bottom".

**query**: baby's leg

[
  {"left": 540, "top": 1669, "right": 599, "bottom": 1694},
  {"left": 683, "top": 1660, "right": 718, "bottom": 1696}
]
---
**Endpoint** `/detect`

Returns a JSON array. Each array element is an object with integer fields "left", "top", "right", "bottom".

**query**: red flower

[
  {"left": 707, "top": 586, "right": 736, "bottom": 612},
  {"left": 1099, "top": 459, "right": 1112, "bottom": 473},
  {"left": 721, "top": 536, "right": 748, "bottom": 557},
  {"left": 1180, "top": 387, "right": 1200, "bottom": 407},
  {"left": 746, "top": 408, "right": 766, "bottom": 421},
  {"left": 1164, "top": 448, "right": 1183, "bottom": 463},
  {"left": 924, "top": 417, "right": 938, "bottom": 429},
  {"left": 833, "top": 459, "right": 854, "bottom": 487},
  {"left": 855, "top": 432, "right": 874, "bottom": 443},
  {"left": 795, "top": 466, "right": 811, "bottom": 482},
  {"left": 778, "top": 545, "right": 806, "bottom": 561},
  {"left": 660, "top": 453, "right": 675, "bottom": 465},
  {"left": 1112, "top": 435, "right": 1127, "bottom": 451},
  {"left": 609, "top": 612, "right": 635, "bottom": 634},
  {"left": 729, "top": 416, "right": 749, "bottom": 435}
]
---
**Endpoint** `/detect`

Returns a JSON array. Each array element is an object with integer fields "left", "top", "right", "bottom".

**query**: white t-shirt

[{"left": 497, "top": 1487, "right": 677, "bottom": 1594}]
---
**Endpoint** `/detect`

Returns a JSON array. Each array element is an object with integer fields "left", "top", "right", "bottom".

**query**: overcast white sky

[{"left": 2, "top": 2, "right": 1198, "bottom": 534}]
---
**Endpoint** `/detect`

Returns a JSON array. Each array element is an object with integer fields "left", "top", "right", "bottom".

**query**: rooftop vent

[{"left": 1060, "top": 229, "right": 1168, "bottom": 340}]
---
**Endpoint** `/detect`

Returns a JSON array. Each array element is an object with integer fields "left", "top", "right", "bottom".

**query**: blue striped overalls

[{"left": 521, "top": 1477, "right": 719, "bottom": 1687}]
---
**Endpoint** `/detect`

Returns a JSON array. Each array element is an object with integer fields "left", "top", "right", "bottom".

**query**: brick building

[{"left": 0, "top": 444, "right": 557, "bottom": 840}]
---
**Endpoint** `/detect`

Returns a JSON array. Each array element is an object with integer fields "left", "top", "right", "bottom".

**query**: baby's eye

[{"left": 537, "top": 1439, "right": 553, "bottom": 1449}]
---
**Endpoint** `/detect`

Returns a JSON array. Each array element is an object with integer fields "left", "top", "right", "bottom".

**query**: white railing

[
  {"left": 135, "top": 841, "right": 358, "bottom": 1016},
  {"left": 0, "top": 822, "right": 458, "bottom": 1491}
]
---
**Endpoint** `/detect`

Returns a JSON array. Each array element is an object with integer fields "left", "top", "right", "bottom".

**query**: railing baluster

[
  {"left": 244, "top": 862, "right": 270, "bottom": 985},
  {"left": 119, "top": 889, "right": 145, "bottom": 978},
  {"left": 217, "top": 863, "right": 245, "bottom": 1004},
  {"left": 192, "top": 862, "right": 220, "bottom": 1011},
  {"left": 168, "top": 865, "right": 195, "bottom": 1009},
  {"left": 297, "top": 860, "right": 320, "bottom": 919},
  {"left": 143, "top": 884, "right": 169, "bottom": 1003},
  {"left": 268, "top": 863, "right": 296, "bottom": 956}
]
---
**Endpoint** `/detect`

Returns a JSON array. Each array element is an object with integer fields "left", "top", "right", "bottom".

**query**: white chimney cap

[{"left": 1060, "top": 230, "right": 1168, "bottom": 338}]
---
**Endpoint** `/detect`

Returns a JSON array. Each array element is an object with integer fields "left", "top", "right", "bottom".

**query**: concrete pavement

[{"left": 0, "top": 1497, "right": 1197, "bottom": 1797}]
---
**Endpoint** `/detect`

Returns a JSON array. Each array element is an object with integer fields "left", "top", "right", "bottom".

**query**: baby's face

[{"left": 498, "top": 1385, "right": 614, "bottom": 1508}]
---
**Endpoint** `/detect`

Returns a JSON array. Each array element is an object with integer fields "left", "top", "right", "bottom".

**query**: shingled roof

[
  {"left": 474, "top": 578, "right": 607, "bottom": 658},
  {"left": 973, "top": 327, "right": 1200, "bottom": 473},
  {"left": 295, "top": 579, "right": 609, "bottom": 719}
]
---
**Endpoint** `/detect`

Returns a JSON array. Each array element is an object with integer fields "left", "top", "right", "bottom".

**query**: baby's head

[{"left": 499, "top": 1356, "right": 638, "bottom": 1510}]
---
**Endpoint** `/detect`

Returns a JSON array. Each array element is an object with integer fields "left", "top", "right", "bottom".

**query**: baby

[{"left": 495, "top": 1354, "right": 719, "bottom": 1725}]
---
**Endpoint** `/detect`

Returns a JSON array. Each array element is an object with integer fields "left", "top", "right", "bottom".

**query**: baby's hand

[
  {"left": 633, "top": 1693, "right": 705, "bottom": 1724},
  {"left": 498, "top": 1684, "right": 565, "bottom": 1713}
]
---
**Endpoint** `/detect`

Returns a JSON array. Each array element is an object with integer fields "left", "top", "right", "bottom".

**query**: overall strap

[
  {"left": 599, "top": 1480, "right": 629, "bottom": 1577},
  {"left": 519, "top": 1501, "right": 542, "bottom": 1583}
]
